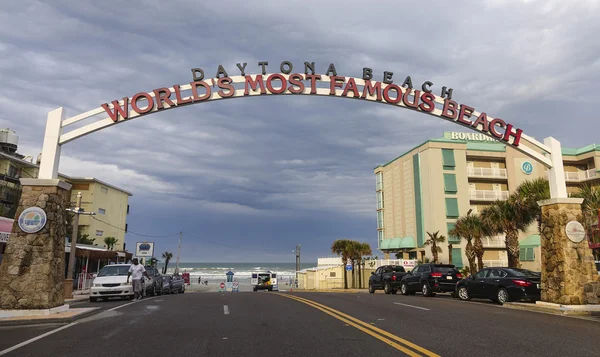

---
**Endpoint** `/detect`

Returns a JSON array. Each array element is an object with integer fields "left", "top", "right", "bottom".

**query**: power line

[{"left": 90, "top": 215, "right": 180, "bottom": 238}]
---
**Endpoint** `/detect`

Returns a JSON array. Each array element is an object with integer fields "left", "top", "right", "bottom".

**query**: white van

[{"left": 251, "top": 271, "right": 278, "bottom": 292}]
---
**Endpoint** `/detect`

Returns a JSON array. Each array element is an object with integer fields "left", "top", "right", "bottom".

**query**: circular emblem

[
  {"left": 18, "top": 207, "right": 47, "bottom": 233},
  {"left": 565, "top": 221, "right": 586, "bottom": 243},
  {"left": 521, "top": 161, "right": 534, "bottom": 175}
]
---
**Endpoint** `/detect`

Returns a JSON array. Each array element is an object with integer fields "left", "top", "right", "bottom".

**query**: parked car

[
  {"left": 368, "top": 265, "right": 408, "bottom": 294},
  {"left": 170, "top": 274, "right": 186, "bottom": 294},
  {"left": 89, "top": 264, "right": 134, "bottom": 302},
  {"left": 161, "top": 275, "right": 172, "bottom": 294},
  {"left": 399, "top": 263, "right": 462, "bottom": 297},
  {"left": 144, "top": 266, "right": 163, "bottom": 296},
  {"left": 455, "top": 267, "right": 541, "bottom": 304}
]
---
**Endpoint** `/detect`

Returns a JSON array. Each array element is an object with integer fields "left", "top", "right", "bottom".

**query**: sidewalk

[{"left": 0, "top": 291, "right": 95, "bottom": 326}]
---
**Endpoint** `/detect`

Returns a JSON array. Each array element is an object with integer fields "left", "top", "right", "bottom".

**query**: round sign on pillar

[
  {"left": 18, "top": 207, "right": 47, "bottom": 233},
  {"left": 521, "top": 161, "right": 534, "bottom": 175},
  {"left": 566, "top": 221, "right": 586, "bottom": 243}
]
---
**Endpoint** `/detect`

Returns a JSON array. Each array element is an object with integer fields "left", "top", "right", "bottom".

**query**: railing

[
  {"left": 469, "top": 190, "right": 510, "bottom": 201},
  {"left": 482, "top": 236, "right": 505, "bottom": 248},
  {"left": 317, "top": 257, "right": 343, "bottom": 266},
  {"left": 482, "top": 260, "right": 508, "bottom": 267},
  {"left": 76, "top": 273, "right": 95, "bottom": 291},
  {"left": 467, "top": 167, "right": 508, "bottom": 179},
  {"left": 564, "top": 169, "right": 598, "bottom": 182}
]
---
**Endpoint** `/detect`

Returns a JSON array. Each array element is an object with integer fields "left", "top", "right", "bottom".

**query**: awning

[
  {"left": 65, "top": 243, "right": 132, "bottom": 260},
  {"left": 380, "top": 236, "right": 416, "bottom": 250},
  {"left": 520, "top": 234, "right": 541, "bottom": 248}
]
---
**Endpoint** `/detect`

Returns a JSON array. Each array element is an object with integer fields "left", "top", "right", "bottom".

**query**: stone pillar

[
  {"left": 0, "top": 179, "right": 71, "bottom": 310},
  {"left": 538, "top": 198, "right": 600, "bottom": 305}
]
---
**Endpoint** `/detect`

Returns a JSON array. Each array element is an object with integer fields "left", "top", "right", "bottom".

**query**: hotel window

[
  {"left": 519, "top": 248, "right": 535, "bottom": 261},
  {"left": 378, "top": 230, "right": 384, "bottom": 242},
  {"left": 98, "top": 208, "right": 106, "bottom": 215},
  {"left": 376, "top": 172, "right": 383, "bottom": 191},
  {"left": 101, "top": 187, "right": 108, "bottom": 194},
  {"left": 7, "top": 165, "right": 18, "bottom": 178},
  {"left": 445, "top": 198, "right": 460, "bottom": 218},
  {"left": 442, "top": 149, "right": 455, "bottom": 170},
  {"left": 443, "top": 173, "right": 458, "bottom": 193},
  {"left": 377, "top": 211, "right": 384, "bottom": 229},
  {"left": 377, "top": 191, "right": 384, "bottom": 210},
  {"left": 95, "top": 230, "right": 103, "bottom": 237}
]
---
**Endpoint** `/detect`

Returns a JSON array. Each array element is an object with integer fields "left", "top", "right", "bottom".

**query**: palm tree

[
  {"left": 347, "top": 240, "right": 362, "bottom": 288},
  {"left": 356, "top": 242, "right": 372, "bottom": 289},
  {"left": 77, "top": 233, "right": 95, "bottom": 245},
  {"left": 423, "top": 231, "right": 445, "bottom": 263},
  {"left": 572, "top": 184, "right": 600, "bottom": 241},
  {"left": 450, "top": 214, "right": 487, "bottom": 274},
  {"left": 331, "top": 239, "right": 353, "bottom": 289},
  {"left": 515, "top": 178, "right": 550, "bottom": 234},
  {"left": 162, "top": 251, "right": 174, "bottom": 274},
  {"left": 480, "top": 198, "right": 533, "bottom": 268},
  {"left": 103, "top": 236, "right": 118, "bottom": 250}
]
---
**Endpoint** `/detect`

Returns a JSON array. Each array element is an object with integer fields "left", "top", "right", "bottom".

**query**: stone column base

[
  {"left": 0, "top": 179, "right": 71, "bottom": 310},
  {"left": 539, "top": 197, "right": 600, "bottom": 305}
]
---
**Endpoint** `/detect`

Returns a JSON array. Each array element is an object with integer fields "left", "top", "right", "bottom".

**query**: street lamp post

[{"left": 64, "top": 192, "right": 96, "bottom": 299}]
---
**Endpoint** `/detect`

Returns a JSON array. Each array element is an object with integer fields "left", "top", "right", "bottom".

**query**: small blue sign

[
  {"left": 521, "top": 161, "right": 534, "bottom": 175},
  {"left": 345, "top": 264, "right": 353, "bottom": 271}
]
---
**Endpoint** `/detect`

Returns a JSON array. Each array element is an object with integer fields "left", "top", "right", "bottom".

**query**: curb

[
  {"left": 0, "top": 307, "right": 102, "bottom": 327},
  {"left": 292, "top": 289, "right": 369, "bottom": 294},
  {"left": 502, "top": 302, "right": 600, "bottom": 317}
]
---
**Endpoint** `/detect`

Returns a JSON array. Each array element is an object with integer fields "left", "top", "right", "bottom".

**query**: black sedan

[{"left": 455, "top": 267, "right": 541, "bottom": 304}]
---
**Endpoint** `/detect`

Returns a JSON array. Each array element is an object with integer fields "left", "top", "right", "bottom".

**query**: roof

[
  {"left": 520, "top": 234, "right": 541, "bottom": 248},
  {"left": 65, "top": 243, "right": 133, "bottom": 260},
  {"left": 380, "top": 236, "right": 416, "bottom": 250},
  {"left": 0, "top": 152, "right": 132, "bottom": 196},
  {"left": 375, "top": 132, "right": 600, "bottom": 169},
  {"left": 66, "top": 177, "right": 133, "bottom": 196}
]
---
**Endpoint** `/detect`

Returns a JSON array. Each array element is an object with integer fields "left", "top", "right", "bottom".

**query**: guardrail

[
  {"left": 469, "top": 189, "right": 509, "bottom": 201},
  {"left": 482, "top": 260, "right": 508, "bottom": 267},
  {"left": 467, "top": 167, "right": 507, "bottom": 179},
  {"left": 564, "top": 169, "right": 598, "bottom": 182},
  {"left": 482, "top": 236, "right": 505, "bottom": 248}
]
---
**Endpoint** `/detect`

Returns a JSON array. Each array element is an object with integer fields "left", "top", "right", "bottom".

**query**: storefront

[{"left": 0, "top": 217, "right": 13, "bottom": 266}]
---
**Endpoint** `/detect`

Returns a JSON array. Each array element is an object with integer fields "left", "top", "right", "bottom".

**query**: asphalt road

[{"left": 1, "top": 291, "right": 599, "bottom": 357}]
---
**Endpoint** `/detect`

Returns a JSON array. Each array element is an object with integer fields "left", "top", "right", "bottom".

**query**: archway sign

[{"left": 38, "top": 61, "right": 567, "bottom": 198}]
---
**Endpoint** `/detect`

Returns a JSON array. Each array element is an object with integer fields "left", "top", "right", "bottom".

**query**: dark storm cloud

[{"left": 1, "top": 0, "right": 598, "bottom": 261}]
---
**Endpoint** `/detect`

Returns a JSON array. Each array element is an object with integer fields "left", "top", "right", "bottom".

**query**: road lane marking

[
  {"left": 107, "top": 296, "right": 158, "bottom": 312},
  {"left": 279, "top": 295, "right": 421, "bottom": 357},
  {"left": 394, "top": 302, "right": 430, "bottom": 311},
  {"left": 280, "top": 294, "right": 440, "bottom": 357},
  {"left": 0, "top": 322, "right": 77, "bottom": 356},
  {"left": 224, "top": 305, "right": 229, "bottom": 315}
]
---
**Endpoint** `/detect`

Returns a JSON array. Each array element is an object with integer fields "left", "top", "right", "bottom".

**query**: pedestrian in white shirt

[{"left": 127, "top": 258, "right": 151, "bottom": 300}]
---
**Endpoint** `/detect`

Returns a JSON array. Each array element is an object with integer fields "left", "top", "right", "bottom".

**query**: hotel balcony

[
  {"left": 467, "top": 167, "right": 508, "bottom": 179},
  {"left": 469, "top": 189, "right": 510, "bottom": 201},
  {"left": 482, "top": 235, "right": 505, "bottom": 248},
  {"left": 482, "top": 260, "right": 508, "bottom": 268},
  {"left": 564, "top": 169, "right": 598, "bottom": 182}
]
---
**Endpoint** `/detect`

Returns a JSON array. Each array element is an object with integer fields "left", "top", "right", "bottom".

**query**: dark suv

[{"left": 399, "top": 263, "right": 462, "bottom": 297}]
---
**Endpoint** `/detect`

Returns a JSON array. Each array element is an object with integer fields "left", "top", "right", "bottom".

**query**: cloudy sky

[{"left": 1, "top": 0, "right": 599, "bottom": 263}]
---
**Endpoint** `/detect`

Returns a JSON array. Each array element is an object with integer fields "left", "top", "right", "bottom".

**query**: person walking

[{"left": 127, "top": 258, "right": 151, "bottom": 300}]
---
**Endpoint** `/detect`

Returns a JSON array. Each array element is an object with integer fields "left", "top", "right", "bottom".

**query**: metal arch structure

[{"left": 38, "top": 72, "right": 568, "bottom": 198}]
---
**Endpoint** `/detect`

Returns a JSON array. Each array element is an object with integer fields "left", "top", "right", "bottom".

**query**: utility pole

[
  {"left": 295, "top": 244, "right": 301, "bottom": 288},
  {"left": 175, "top": 231, "right": 182, "bottom": 275},
  {"left": 65, "top": 192, "right": 95, "bottom": 298}
]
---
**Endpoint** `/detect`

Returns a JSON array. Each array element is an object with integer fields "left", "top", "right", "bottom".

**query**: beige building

[
  {"left": 0, "top": 143, "right": 131, "bottom": 252},
  {"left": 374, "top": 131, "right": 600, "bottom": 271}
]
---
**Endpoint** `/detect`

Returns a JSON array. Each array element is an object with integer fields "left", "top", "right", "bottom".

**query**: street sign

[
  {"left": 220, "top": 282, "right": 225, "bottom": 289},
  {"left": 346, "top": 264, "right": 352, "bottom": 271},
  {"left": 233, "top": 281, "right": 239, "bottom": 288}
]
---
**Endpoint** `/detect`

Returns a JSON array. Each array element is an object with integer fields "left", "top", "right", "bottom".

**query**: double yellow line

[{"left": 278, "top": 294, "right": 440, "bottom": 357}]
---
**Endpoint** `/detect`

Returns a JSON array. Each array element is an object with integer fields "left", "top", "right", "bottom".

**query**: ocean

[{"left": 156, "top": 262, "right": 316, "bottom": 287}]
